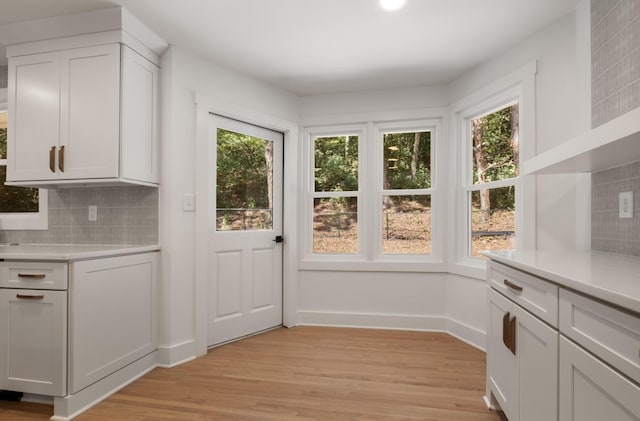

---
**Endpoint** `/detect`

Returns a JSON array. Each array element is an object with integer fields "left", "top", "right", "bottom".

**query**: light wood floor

[{"left": 1, "top": 327, "right": 501, "bottom": 420}]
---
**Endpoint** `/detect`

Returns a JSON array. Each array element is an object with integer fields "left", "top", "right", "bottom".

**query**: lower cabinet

[
  {"left": 69, "top": 253, "right": 157, "bottom": 393},
  {"left": 559, "top": 336, "right": 640, "bottom": 420},
  {"left": 487, "top": 287, "right": 558, "bottom": 421},
  {"left": 0, "top": 251, "right": 158, "bottom": 399},
  {"left": 0, "top": 289, "right": 67, "bottom": 396}
]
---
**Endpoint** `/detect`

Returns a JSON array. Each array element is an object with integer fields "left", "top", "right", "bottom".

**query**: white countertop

[
  {"left": 484, "top": 250, "right": 640, "bottom": 314},
  {"left": 0, "top": 244, "right": 160, "bottom": 261}
]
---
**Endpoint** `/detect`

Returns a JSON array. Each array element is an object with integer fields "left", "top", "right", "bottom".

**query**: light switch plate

[
  {"left": 88, "top": 205, "right": 98, "bottom": 221},
  {"left": 183, "top": 194, "right": 195, "bottom": 212},
  {"left": 619, "top": 191, "right": 633, "bottom": 218}
]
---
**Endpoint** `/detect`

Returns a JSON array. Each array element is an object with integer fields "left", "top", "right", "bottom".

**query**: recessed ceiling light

[{"left": 379, "top": 0, "right": 407, "bottom": 11}]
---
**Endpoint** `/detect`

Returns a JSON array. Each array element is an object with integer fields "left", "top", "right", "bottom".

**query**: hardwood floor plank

[{"left": 0, "top": 327, "right": 501, "bottom": 420}]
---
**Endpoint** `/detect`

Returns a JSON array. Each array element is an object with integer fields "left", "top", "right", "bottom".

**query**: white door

[{"left": 208, "top": 115, "right": 283, "bottom": 347}]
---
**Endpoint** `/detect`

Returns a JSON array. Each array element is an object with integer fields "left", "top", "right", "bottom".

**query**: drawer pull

[
  {"left": 17, "top": 273, "right": 46, "bottom": 279},
  {"left": 16, "top": 294, "right": 44, "bottom": 300},
  {"left": 504, "top": 279, "right": 523, "bottom": 293}
]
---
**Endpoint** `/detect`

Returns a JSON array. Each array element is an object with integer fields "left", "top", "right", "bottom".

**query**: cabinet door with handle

[
  {"left": 0, "top": 289, "right": 67, "bottom": 396},
  {"left": 7, "top": 52, "right": 61, "bottom": 181},
  {"left": 59, "top": 44, "right": 120, "bottom": 179},
  {"left": 487, "top": 288, "right": 518, "bottom": 420}
]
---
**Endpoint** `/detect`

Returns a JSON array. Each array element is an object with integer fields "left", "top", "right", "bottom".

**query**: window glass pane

[
  {"left": 383, "top": 131, "right": 431, "bottom": 189},
  {"left": 314, "top": 135, "right": 358, "bottom": 192},
  {"left": 313, "top": 197, "right": 357, "bottom": 254},
  {"left": 382, "top": 195, "right": 431, "bottom": 255},
  {"left": 0, "top": 166, "right": 39, "bottom": 213},
  {"left": 471, "top": 186, "right": 515, "bottom": 257},
  {"left": 0, "top": 114, "right": 7, "bottom": 159},
  {"left": 216, "top": 128, "right": 273, "bottom": 231},
  {"left": 471, "top": 104, "right": 519, "bottom": 184}
]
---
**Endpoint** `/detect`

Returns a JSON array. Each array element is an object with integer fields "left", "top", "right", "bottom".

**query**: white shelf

[{"left": 523, "top": 106, "right": 640, "bottom": 174}]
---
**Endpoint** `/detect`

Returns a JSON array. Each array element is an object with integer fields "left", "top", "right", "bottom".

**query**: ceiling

[{"left": 0, "top": 0, "right": 580, "bottom": 96}]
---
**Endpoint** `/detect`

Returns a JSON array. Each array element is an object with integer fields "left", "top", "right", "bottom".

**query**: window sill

[
  {"left": 447, "top": 259, "right": 488, "bottom": 281},
  {"left": 298, "top": 259, "right": 447, "bottom": 273}
]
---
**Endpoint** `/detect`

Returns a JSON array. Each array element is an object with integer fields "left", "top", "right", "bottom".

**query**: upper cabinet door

[
  {"left": 120, "top": 46, "right": 160, "bottom": 184},
  {"left": 8, "top": 52, "right": 61, "bottom": 181},
  {"left": 60, "top": 44, "right": 120, "bottom": 180}
]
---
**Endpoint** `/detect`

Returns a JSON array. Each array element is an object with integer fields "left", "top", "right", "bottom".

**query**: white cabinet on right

[{"left": 559, "top": 337, "right": 640, "bottom": 420}]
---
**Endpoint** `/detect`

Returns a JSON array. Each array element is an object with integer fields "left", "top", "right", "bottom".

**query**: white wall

[
  {"left": 159, "top": 46, "right": 299, "bottom": 364},
  {"left": 295, "top": 5, "right": 589, "bottom": 351},
  {"left": 157, "top": 3, "right": 590, "bottom": 359}
]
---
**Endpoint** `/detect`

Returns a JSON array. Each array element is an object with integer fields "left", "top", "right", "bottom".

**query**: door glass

[{"left": 216, "top": 128, "right": 273, "bottom": 231}]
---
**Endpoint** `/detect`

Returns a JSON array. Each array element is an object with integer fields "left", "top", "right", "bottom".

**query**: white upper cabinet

[{"left": 7, "top": 43, "right": 159, "bottom": 187}]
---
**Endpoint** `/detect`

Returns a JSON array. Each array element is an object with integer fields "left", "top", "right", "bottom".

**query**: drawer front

[
  {"left": 488, "top": 261, "right": 559, "bottom": 327},
  {"left": 0, "top": 261, "right": 68, "bottom": 290},
  {"left": 560, "top": 289, "right": 640, "bottom": 384}
]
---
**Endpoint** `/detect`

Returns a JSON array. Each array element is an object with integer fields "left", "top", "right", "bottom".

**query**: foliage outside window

[
  {"left": 313, "top": 135, "right": 359, "bottom": 254},
  {"left": 468, "top": 104, "right": 519, "bottom": 257},
  {"left": 382, "top": 131, "right": 432, "bottom": 255},
  {"left": 0, "top": 112, "right": 40, "bottom": 214},
  {"left": 216, "top": 128, "right": 273, "bottom": 231}
]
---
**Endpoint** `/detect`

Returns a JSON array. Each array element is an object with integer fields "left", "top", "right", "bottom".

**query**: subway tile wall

[
  {"left": 592, "top": 161, "right": 640, "bottom": 256},
  {"left": 591, "top": 0, "right": 640, "bottom": 128},
  {"left": 0, "top": 186, "right": 159, "bottom": 245}
]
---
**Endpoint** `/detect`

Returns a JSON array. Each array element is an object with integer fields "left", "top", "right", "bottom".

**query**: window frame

[
  {"left": 0, "top": 90, "right": 48, "bottom": 231},
  {"left": 372, "top": 119, "right": 442, "bottom": 263},
  {"left": 301, "top": 117, "right": 446, "bottom": 272},
  {"left": 450, "top": 62, "right": 537, "bottom": 279}
]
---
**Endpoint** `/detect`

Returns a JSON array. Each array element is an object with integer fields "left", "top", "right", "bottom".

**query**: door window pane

[
  {"left": 216, "top": 128, "right": 273, "bottom": 231},
  {"left": 470, "top": 187, "right": 515, "bottom": 257},
  {"left": 313, "top": 197, "right": 357, "bottom": 254},
  {"left": 314, "top": 135, "right": 358, "bottom": 192},
  {"left": 383, "top": 131, "right": 431, "bottom": 189},
  {"left": 382, "top": 195, "right": 431, "bottom": 254}
]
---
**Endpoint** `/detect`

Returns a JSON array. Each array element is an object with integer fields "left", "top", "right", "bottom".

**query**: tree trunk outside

[
  {"left": 411, "top": 132, "right": 420, "bottom": 180},
  {"left": 472, "top": 119, "right": 491, "bottom": 224},
  {"left": 510, "top": 104, "right": 520, "bottom": 173}
]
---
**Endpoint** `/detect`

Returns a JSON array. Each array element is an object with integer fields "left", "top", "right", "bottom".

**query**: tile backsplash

[
  {"left": 0, "top": 186, "right": 158, "bottom": 245},
  {"left": 592, "top": 161, "right": 640, "bottom": 256},
  {"left": 591, "top": 0, "right": 640, "bottom": 128}
]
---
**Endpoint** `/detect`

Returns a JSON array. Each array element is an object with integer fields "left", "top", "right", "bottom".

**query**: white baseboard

[
  {"left": 297, "top": 311, "right": 486, "bottom": 351},
  {"left": 446, "top": 318, "right": 487, "bottom": 351},
  {"left": 297, "top": 311, "right": 447, "bottom": 332},
  {"left": 156, "top": 340, "right": 197, "bottom": 368},
  {"left": 51, "top": 351, "right": 158, "bottom": 421}
]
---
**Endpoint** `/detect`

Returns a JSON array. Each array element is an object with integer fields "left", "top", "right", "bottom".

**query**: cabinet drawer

[
  {"left": 488, "top": 261, "right": 559, "bottom": 327},
  {"left": 560, "top": 289, "right": 640, "bottom": 384},
  {"left": 0, "top": 261, "right": 68, "bottom": 290}
]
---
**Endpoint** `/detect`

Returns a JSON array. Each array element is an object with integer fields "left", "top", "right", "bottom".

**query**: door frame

[{"left": 194, "top": 94, "right": 299, "bottom": 356}]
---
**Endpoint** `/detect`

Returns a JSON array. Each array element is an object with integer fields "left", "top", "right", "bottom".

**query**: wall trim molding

[
  {"left": 156, "top": 340, "right": 197, "bottom": 368},
  {"left": 297, "top": 311, "right": 486, "bottom": 351}
]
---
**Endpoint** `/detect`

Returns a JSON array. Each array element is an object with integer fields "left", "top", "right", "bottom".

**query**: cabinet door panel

[
  {"left": 7, "top": 53, "right": 61, "bottom": 181},
  {"left": 69, "top": 253, "right": 158, "bottom": 393},
  {"left": 0, "top": 289, "right": 67, "bottom": 396},
  {"left": 560, "top": 337, "right": 640, "bottom": 421},
  {"left": 487, "top": 288, "right": 518, "bottom": 420},
  {"left": 515, "top": 305, "right": 558, "bottom": 421},
  {"left": 121, "top": 46, "right": 159, "bottom": 183},
  {"left": 60, "top": 44, "right": 120, "bottom": 179}
]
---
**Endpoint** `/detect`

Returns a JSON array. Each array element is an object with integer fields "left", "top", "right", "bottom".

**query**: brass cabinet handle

[
  {"left": 59, "top": 145, "right": 65, "bottom": 172},
  {"left": 504, "top": 279, "right": 523, "bottom": 293},
  {"left": 49, "top": 146, "right": 56, "bottom": 172},
  {"left": 17, "top": 273, "right": 46, "bottom": 279},
  {"left": 16, "top": 293, "right": 44, "bottom": 300},
  {"left": 502, "top": 311, "right": 517, "bottom": 355}
]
